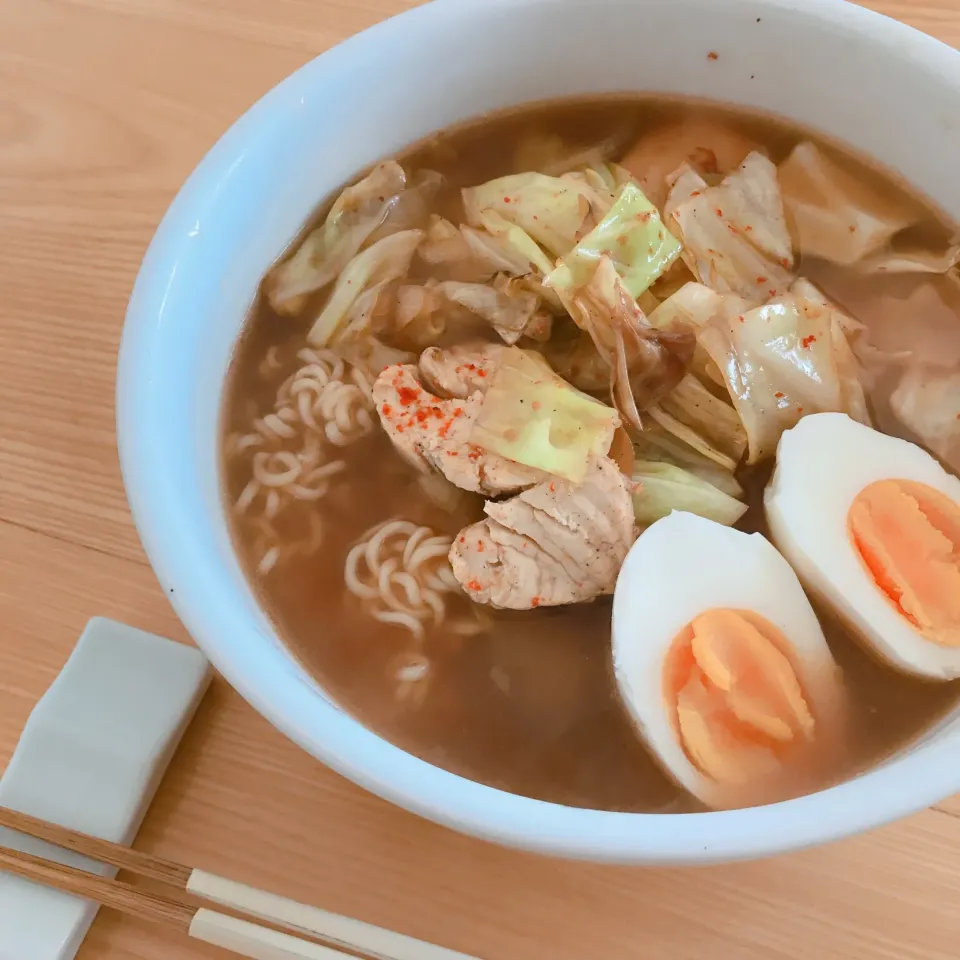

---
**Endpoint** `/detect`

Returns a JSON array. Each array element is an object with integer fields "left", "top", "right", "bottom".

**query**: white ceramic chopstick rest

[{"left": 0, "top": 617, "right": 211, "bottom": 960}]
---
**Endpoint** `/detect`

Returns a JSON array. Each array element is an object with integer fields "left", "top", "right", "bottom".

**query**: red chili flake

[
  {"left": 690, "top": 190, "right": 702, "bottom": 198},
  {"left": 467, "top": 447, "right": 482, "bottom": 461},
  {"left": 531, "top": 597, "right": 541, "bottom": 608},
  {"left": 464, "top": 363, "right": 477, "bottom": 371},
  {"left": 453, "top": 407, "right": 465, "bottom": 418},
  {"left": 477, "top": 369, "right": 488, "bottom": 377},
  {"left": 744, "top": 224, "right": 753, "bottom": 233},
  {"left": 460, "top": 536, "right": 466, "bottom": 544},
  {"left": 549, "top": 482, "right": 556, "bottom": 493},
  {"left": 396, "top": 424, "right": 405, "bottom": 433},
  {"left": 532, "top": 400, "right": 542, "bottom": 411},
  {"left": 466, "top": 580, "right": 482, "bottom": 591},
  {"left": 397, "top": 385, "right": 420, "bottom": 406},
  {"left": 737, "top": 315, "right": 745, "bottom": 324},
  {"left": 780, "top": 257, "right": 791, "bottom": 267},
  {"left": 801, "top": 334, "right": 817, "bottom": 349},
  {"left": 715, "top": 208, "right": 724, "bottom": 217},
  {"left": 476, "top": 541, "right": 485, "bottom": 553},
  {"left": 707, "top": 51, "right": 719, "bottom": 60},
  {"left": 446, "top": 450, "right": 459, "bottom": 457},
  {"left": 797, "top": 406, "right": 804, "bottom": 414},
  {"left": 775, "top": 391, "right": 785, "bottom": 399},
  {"left": 756, "top": 275, "right": 768, "bottom": 284},
  {"left": 769, "top": 289, "right": 777, "bottom": 297},
  {"left": 503, "top": 196, "right": 511, "bottom": 203},
  {"left": 381, "top": 403, "right": 393, "bottom": 416},
  {"left": 728, "top": 223, "right": 738, "bottom": 234}
]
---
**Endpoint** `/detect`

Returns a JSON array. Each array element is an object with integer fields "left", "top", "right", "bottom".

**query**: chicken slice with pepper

[
  {"left": 450, "top": 456, "right": 637, "bottom": 609},
  {"left": 418, "top": 341, "right": 508, "bottom": 399},
  {"left": 373, "top": 362, "right": 546, "bottom": 496}
]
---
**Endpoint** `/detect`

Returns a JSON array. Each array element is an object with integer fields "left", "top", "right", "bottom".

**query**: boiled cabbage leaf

[
  {"left": 395, "top": 281, "right": 449, "bottom": 348},
  {"left": 470, "top": 347, "right": 619, "bottom": 483},
  {"left": 419, "top": 216, "right": 550, "bottom": 285},
  {"left": 418, "top": 216, "right": 476, "bottom": 267},
  {"left": 367, "top": 169, "right": 444, "bottom": 244},
  {"left": 633, "top": 429, "right": 744, "bottom": 499},
  {"left": 621, "top": 118, "right": 759, "bottom": 209},
  {"left": 654, "top": 372, "right": 747, "bottom": 466},
  {"left": 890, "top": 365, "right": 960, "bottom": 473},
  {"left": 632, "top": 461, "right": 747, "bottom": 528},
  {"left": 564, "top": 257, "right": 695, "bottom": 433},
  {"left": 666, "top": 152, "right": 795, "bottom": 302},
  {"left": 698, "top": 291, "right": 871, "bottom": 462},
  {"left": 853, "top": 244, "right": 960, "bottom": 275},
  {"left": 267, "top": 161, "right": 406, "bottom": 313},
  {"left": 778, "top": 142, "right": 917, "bottom": 264},
  {"left": 437, "top": 278, "right": 551, "bottom": 345},
  {"left": 462, "top": 172, "right": 589, "bottom": 259},
  {"left": 546, "top": 182, "right": 682, "bottom": 299},
  {"left": 307, "top": 229, "right": 423, "bottom": 346}
]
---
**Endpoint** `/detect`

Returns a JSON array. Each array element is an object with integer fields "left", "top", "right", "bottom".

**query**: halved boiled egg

[
  {"left": 612, "top": 511, "right": 847, "bottom": 810},
  {"left": 766, "top": 412, "right": 960, "bottom": 681}
]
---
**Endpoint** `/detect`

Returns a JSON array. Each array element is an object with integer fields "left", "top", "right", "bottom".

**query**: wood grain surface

[{"left": 2, "top": 1, "right": 960, "bottom": 957}]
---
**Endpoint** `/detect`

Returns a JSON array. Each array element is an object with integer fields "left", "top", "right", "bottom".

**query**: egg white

[
  {"left": 766, "top": 412, "right": 960, "bottom": 681},
  {"left": 611, "top": 511, "right": 844, "bottom": 809}
]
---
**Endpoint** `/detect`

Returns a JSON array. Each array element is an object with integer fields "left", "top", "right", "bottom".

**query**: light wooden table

[{"left": 2, "top": 1, "right": 960, "bottom": 957}]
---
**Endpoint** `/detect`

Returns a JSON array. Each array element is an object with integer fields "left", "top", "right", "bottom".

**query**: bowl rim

[{"left": 118, "top": 0, "right": 960, "bottom": 864}]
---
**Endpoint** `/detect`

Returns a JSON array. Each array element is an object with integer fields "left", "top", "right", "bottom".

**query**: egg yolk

[
  {"left": 663, "top": 609, "right": 815, "bottom": 785},
  {"left": 848, "top": 479, "right": 960, "bottom": 647}
]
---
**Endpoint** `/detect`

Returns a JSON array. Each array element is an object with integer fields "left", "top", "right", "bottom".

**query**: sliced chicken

[
  {"left": 419, "top": 342, "right": 507, "bottom": 399},
  {"left": 373, "top": 363, "right": 545, "bottom": 496},
  {"left": 450, "top": 457, "right": 637, "bottom": 609}
]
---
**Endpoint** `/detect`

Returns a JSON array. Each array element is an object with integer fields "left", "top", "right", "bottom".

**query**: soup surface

[{"left": 222, "top": 96, "right": 960, "bottom": 812}]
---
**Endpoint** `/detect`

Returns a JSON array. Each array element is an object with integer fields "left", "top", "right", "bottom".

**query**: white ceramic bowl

[{"left": 118, "top": 0, "right": 960, "bottom": 864}]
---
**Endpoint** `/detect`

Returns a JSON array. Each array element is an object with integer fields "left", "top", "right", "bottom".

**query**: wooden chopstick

[
  {"left": 0, "top": 843, "right": 365, "bottom": 960},
  {"left": 0, "top": 805, "right": 191, "bottom": 885},
  {"left": 0, "top": 806, "right": 481, "bottom": 960},
  {"left": 0, "top": 844, "right": 195, "bottom": 929}
]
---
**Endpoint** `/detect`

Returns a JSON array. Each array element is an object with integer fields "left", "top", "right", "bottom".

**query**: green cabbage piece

[
  {"left": 631, "top": 461, "right": 747, "bottom": 528},
  {"left": 306, "top": 229, "right": 423, "bottom": 347},
  {"left": 546, "top": 182, "right": 682, "bottom": 299},
  {"left": 463, "top": 173, "right": 589, "bottom": 260},
  {"left": 633, "top": 430, "right": 744, "bottom": 498},
  {"left": 470, "top": 347, "right": 619, "bottom": 483}
]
